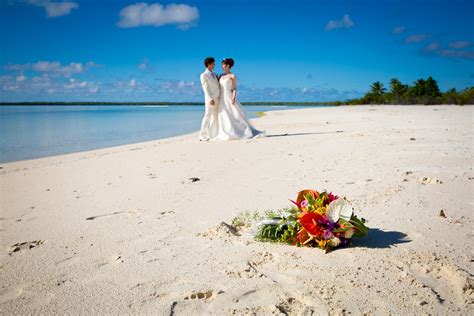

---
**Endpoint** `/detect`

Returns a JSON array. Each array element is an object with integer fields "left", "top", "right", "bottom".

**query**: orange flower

[
  {"left": 296, "top": 189, "right": 319, "bottom": 205},
  {"left": 290, "top": 189, "right": 319, "bottom": 212}
]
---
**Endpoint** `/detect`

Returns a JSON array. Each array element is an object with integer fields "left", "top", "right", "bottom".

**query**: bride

[{"left": 211, "top": 58, "right": 266, "bottom": 141}]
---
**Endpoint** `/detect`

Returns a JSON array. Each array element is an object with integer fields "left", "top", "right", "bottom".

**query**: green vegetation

[
  {"left": 346, "top": 77, "right": 473, "bottom": 105},
  {"left": 231, "top": 210, "right": 261, "bottom": 228},
  {"left": 231, "top": 208, "right": 300, "bottom": 244}
]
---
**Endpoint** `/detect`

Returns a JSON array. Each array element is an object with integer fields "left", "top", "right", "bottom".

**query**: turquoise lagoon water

[{"left": 0, "top": 105, "right": 327, "bottom": 163}]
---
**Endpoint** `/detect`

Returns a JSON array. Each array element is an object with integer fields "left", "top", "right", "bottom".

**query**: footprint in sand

[
  {"left": 197, "top": 222, "right": 241, "bottom": 240},
  {"left": 275, "top": 297, "right": 307, "bottom": 315},
  {"left": 184, "top": 290, "right": 214, "bottom": 301},
  {"left": 401, "top": 252, "right": 473, "bottom": 307},
  {"left": 419, "top": 177, "right": 443, "bottom": 185},
  {"left": 99, "top": 255, "right": 124, "bottom": 267},
  {"left": 0, "top": 285, "right": 24, "bottom": 304},
  {"left": 9, "top": 240, "right": 44, "bottom": 255},
  {"left": 225, "top": 261, "right": 264, "bottom": 279},
  {"left": 158, "top": 210, "right": 175, "bottom": 217},
  {"left": 250, "top": 251, "right": 274, "bottom": 266}
]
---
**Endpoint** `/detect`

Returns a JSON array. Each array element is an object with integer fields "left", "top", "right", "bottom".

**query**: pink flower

[
  {"left": 323, "top": 229, "right": 333, "bottom": 240},
  {"left": 301, "top": 200, "right": 308, "bottom": 208}
]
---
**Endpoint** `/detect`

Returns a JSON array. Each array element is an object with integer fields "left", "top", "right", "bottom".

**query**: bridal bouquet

[{"left": 250, "top": 189, "right": 368, "bottom": 252}]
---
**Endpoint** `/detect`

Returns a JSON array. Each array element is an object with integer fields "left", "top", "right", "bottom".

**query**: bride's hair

[{"left": 222, "top": 58, "right": 234, "bottom": 68}]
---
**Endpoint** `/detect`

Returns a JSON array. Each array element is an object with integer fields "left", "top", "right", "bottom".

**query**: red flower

[{"left": 299, "top": 212, "right": 325, "bottom": 236}]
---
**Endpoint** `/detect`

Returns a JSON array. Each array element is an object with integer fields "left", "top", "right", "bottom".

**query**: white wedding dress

[{"left": 211, "top": 76, "right": 266, "bottom": 141}]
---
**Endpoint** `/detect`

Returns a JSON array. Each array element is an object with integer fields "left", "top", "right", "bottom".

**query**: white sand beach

[{"left": 1, "top": 105, "right": 473, "bottom": 315}]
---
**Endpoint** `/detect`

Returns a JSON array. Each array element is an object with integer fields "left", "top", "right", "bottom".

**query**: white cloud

[
  {"left": 241, "top": 86, "right": 363, "bottom": 102},
  {"left": 423, "top": 42, "right": 440, "bottom": 52},
  {"left": 392, "top": 26, "right": 405, "bottom": 35},
  {"left": 27, "top": 0, "right": 78, "bottom": 18},
  {"left": 138, "top": 58, "right": 149, "bottom": 70},
  {"left": 0, "top": 75, "right": 21, "bottom": 92},
  {"left": 137, "top": 58, "right": 157, "bottom": 73},
  {"left": 113, "top": 78, "right": 140, "bottom": 90},
  {"left": 117, "top": 2, "right": 199, "bottom": 29},
  {"left": 448, "top": 41, "right": 473, "bottom": 49},
  {"left": 438, "top": 49, "right": 474, "bottom": 60},
  {"left": 4, "top": 62, "right": 31, "bottom": 72},
  {"left": 32, "top": 61, "right": 83, "bottom": 77},
  {"left": 177, "top": 80, "right": 194, "bottom": 88},
  {"left": 0, "top": 73, "right": 100, "bottom": 98},
  {"left": 63, "top": 78, "right": 99, "bottom": 94},
  {"left": 65, "top": 78, "right": 87, "bottom": 89},
  {"left": 4, "top": 60, "right": 95, "bottom": 77},
  {"left": 325, "top": 14, "right": 354, "bottom": 31},
  {"left": 405, "top": 34, "right": 429, "bottom": 44},
  {"left": 1, "top": 74, "right": 362, "bottom": 102},
  {"left": 421, "top": 42, "right": 474, "bottom": 60}
]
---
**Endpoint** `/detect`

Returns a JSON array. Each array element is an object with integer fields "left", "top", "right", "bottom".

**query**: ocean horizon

[{"left": 0, "top": 104, "right": 330, "bottom": 163}]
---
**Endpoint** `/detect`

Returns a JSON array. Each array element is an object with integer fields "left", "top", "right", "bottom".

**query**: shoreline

[
  {"left": 1, "top": 105, "right": 472, "bottom": 314},
  {"left": 0, "top": 105, "right": 335, "bottom": 165},
  {"left": 1, "top": 104, "right": 469, "bottom": 165},
  {"left": 0, "top": 108, "right": 272, "bottom": 166}
]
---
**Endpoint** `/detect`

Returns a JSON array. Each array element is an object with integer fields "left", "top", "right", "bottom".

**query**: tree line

[{"left": 346, "top": 77, "right": 473, "bottom": 105}]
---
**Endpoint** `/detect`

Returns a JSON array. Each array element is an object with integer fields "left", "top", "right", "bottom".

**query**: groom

[{"left": 199, "top": 57, "right": 220, "bottom": 141}]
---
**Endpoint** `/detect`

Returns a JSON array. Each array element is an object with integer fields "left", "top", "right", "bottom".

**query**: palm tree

[
  {"left": 389, "top": 78, "right": 408, "bottom": 96},
  {"left": 370, "top": 81, "right": 386, "bottom": 96},
  {"left": 424, "top": 76, "right": 441, "bottom": 97},
  {"left": 411, "top": 78, "right": 426, "bottom": 96}
]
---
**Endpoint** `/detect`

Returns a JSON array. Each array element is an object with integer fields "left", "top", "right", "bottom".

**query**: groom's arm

[{"left": 200, "top": 74, "right": 215, "bottom": 105}]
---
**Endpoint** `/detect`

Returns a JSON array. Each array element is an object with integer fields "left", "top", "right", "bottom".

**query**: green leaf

[
  {"left": 305, "top": 193, "right": 316, "bottom": 207},
  {"left": 337, "top": 218, "right": 354, "bottom": 228},
  {"left": 333, "top": 227, "right": 352, "bottom": 233},
  {"left": 349, "top": 215, "right": 369, "bottom": 238}
]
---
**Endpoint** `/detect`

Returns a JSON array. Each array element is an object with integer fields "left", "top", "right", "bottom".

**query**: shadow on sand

[
  {"left": 352, "top": 228, "right": 411, "bottom": 249},
  {"left": 266, "top": 130, "right": 344, "bottom": 138}
]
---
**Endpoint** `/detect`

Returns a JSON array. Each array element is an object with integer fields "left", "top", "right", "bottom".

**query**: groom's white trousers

[{"left": 199, "top": 102, "right": 219, "bottom": 140}]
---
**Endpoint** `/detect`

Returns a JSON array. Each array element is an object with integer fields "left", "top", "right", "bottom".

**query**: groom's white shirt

[{"left": 200, "top": 69, "right": 220, "bottom": 105}]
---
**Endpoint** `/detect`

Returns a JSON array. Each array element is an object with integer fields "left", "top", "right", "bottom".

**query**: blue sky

[{"left": 1, "top": 0, "right": 473, "bottom": 102}]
